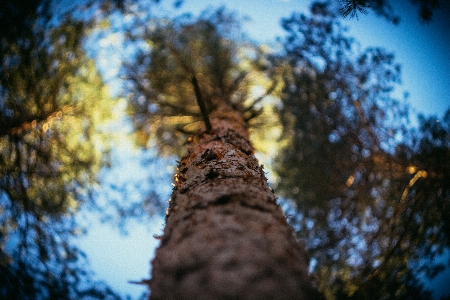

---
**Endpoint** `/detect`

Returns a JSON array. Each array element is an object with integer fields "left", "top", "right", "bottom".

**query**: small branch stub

[{"left": 192, "top": 75, "right": 212, "bottom": 132}]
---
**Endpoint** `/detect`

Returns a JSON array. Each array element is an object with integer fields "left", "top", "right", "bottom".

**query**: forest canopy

[{"left": 1, "top": 0, "right": 449, "bottom": 299}]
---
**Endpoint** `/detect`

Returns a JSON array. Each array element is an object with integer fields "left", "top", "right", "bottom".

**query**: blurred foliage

[
  {"left": 0, "top": 0, "right": 119, "bottom": 298},
  {"left": 274, "top": 2, "right": 449, "bottom": 299},
  {"left": 124, "top": 7, "right": 278, "bottom": 156}
]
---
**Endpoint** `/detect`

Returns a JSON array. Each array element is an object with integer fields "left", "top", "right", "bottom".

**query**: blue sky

[
  {"left": 340, "top": 1, "right": 450, "bottom": 120},
  {"left": 77, "top": 1, "right": 450, "bottom": 299}
]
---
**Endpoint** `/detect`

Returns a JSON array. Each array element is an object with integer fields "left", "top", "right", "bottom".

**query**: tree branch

[
  {"left": 243, "top": 80, "right": 278, "bottom": 113},
  {"left": 191, "top": 75, "right": 212, "bottom": 132}
]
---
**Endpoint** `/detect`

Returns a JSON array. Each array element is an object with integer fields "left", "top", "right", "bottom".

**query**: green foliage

[
  {"left": 0, "top": 10, "right": 111, "bottom": 221},
  {"left": 0, "top": 1, "right": 117, "bottom": 298},
  {"left": 275, "top": 2, "right": 449, "bottom": 299},
  {"left": 125, "top": 8, "right": 273, "bottom": 156}
]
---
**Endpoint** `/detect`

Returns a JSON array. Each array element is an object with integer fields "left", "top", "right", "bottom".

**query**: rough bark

[{"left": 149, "top": 100, "right": 323, "bottom": 300}]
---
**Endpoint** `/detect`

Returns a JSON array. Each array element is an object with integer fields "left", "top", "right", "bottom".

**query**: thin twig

[{"left": 192, "top": 75, "right": 212, "bottom": 132}]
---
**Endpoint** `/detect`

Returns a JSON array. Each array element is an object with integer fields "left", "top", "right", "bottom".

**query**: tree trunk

[{"left": 149, "top": 100, "right": 323, "bottom": 300}]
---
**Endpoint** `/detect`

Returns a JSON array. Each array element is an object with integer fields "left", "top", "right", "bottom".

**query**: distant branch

[
  {"left": 175, "top": 123, "right": 199, "bottom": 135},
  {"left": 243, "top": 80, "right": 278, "bottom": 113},
  {"left": 244, "top": 108, "right": 263, "bottom": 122},
  {"left": 227, "top": 71, "right": 248, "bottom": 95},
  {"left": 352, "top": 99, "right": 380, "bottom": 148},
  {"left": 191, "top": 75, "right": 212, "bottom": 132},
  {"left": 0, "top": 109, "right": 63, "bottom": 137}
]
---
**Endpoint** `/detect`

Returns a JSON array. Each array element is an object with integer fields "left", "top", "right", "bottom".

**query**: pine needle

[{"left": 340, "top": 0, "right": 370, "bottom": 20}]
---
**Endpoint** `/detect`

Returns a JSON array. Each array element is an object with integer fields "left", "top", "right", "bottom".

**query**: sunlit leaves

[
  {"left": 125, "top": 8, "right": 274, "bottom": 156},
  {"left": 1, "top": 54, "right": 111, "bottom": 219}
]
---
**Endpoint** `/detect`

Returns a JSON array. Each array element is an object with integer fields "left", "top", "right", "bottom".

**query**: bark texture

[{"left": 149, "top": 101, "right": 323, "bottom": 300}]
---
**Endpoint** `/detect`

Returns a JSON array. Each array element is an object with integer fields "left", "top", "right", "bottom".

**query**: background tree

[
  {"left": 0, "top": 1, "right": 120, "bottom": 298},
  {"left": 274, "top": 2, "right": 449, "bottom": 299}
]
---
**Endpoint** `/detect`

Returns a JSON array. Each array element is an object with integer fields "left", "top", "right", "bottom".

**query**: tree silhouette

[{"left": 274, "top": 2, "right": 449, "bottom": 298}]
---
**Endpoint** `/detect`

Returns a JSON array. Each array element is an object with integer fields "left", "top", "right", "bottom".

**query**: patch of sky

[{"left": 76, "top": 138, "right": 172, "bottom": 298}]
